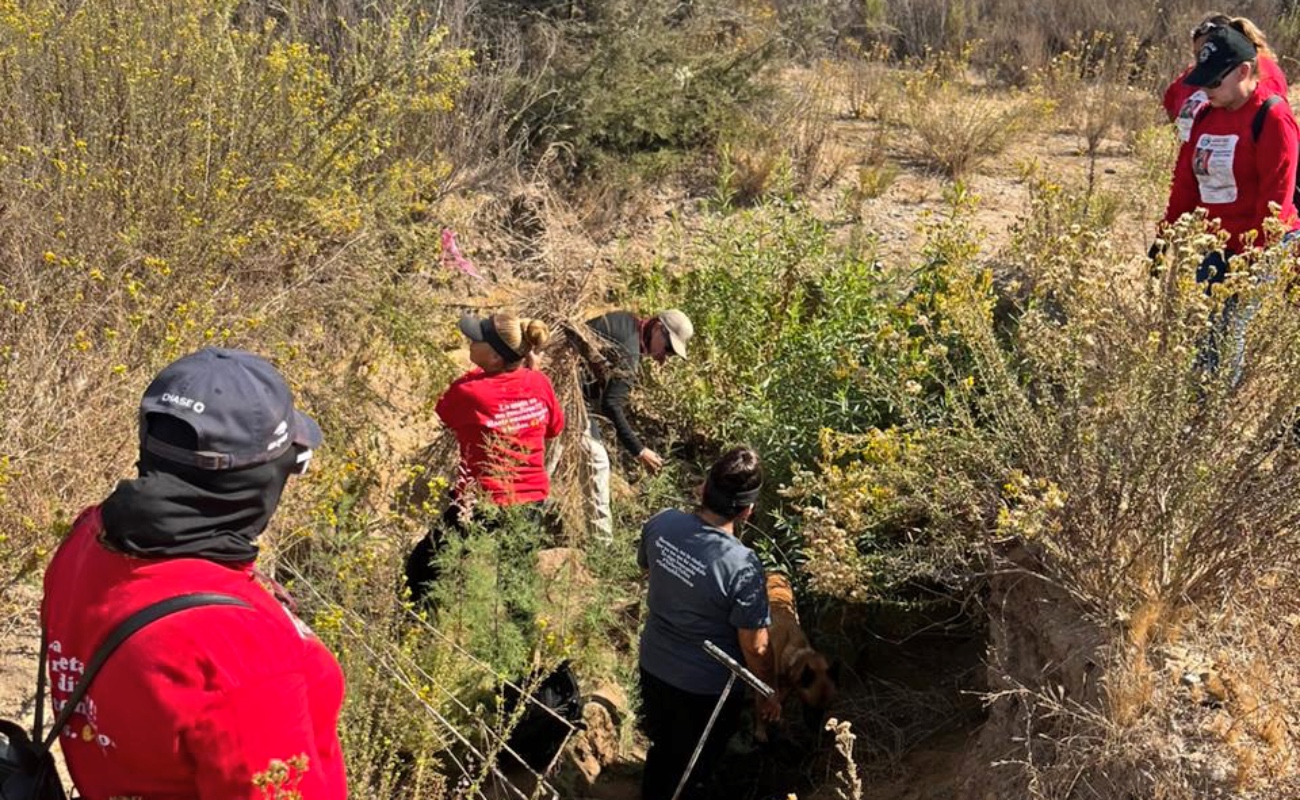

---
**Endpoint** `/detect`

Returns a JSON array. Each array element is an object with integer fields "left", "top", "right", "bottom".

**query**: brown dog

[{"left": 756, "top": 573, "right": 837, "bottom": 742}]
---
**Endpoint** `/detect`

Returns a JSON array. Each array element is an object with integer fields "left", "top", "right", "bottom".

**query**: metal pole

[
  {"left": 669, "top": 672, "right": 736, "bottom": 800},
  {"left": 668, "top": 640, "right": 775, "bottom": 800}
]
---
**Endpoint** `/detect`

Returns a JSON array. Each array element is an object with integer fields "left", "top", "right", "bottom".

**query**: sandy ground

[{"left": 1, "top": 580, "right": 43, "bottom": 728}]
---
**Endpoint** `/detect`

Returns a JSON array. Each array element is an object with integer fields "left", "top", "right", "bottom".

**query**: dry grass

[
  {"left": 838, "top": 41, "right": 900, "bottom": 122},
  {"left": 897, "top": 69, "right": 1046, "bottom": 180},
  {"left": 1035, "top": 31, "right": 1167, "bottom": 204},
  {"left": 978, "top": 570, "right": 1300, "bottom": 799}
]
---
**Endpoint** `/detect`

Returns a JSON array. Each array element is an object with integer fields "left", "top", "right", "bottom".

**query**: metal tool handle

[{"left": 703, "top": 639, "right": 774, "bottom": 698}]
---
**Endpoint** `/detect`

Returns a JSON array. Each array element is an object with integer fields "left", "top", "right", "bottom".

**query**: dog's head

[{"left": 790, "top": 649, "right": 838, "bottom": 712}]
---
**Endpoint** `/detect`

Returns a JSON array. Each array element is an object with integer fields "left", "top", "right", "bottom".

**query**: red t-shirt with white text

[
  {"left": 41, "top": 507, "right": 347, "bottom": 800},
  {"left": 436, "top": 367, "right": 565, "bottom": 505},
  {"left": 1163, "top": 85, "right": 1300, "bottom": 252}
]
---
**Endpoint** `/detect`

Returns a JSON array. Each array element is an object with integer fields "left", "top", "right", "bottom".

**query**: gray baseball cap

[
  {"left": 139, "top": 348, "right": 322, "bottom": 470},
  {"left": 658, "top": 309, "right": 694, "bottom": 359}
]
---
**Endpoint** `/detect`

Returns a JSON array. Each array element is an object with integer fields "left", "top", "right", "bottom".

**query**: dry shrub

[
  {"left": 713, "top": 65, "right": 848, "bottom": 207},
  {"left": 897, "top": 61, "right": 1045, "bottom": 180},
  {"left": 0, "top": 3, "right": 620, "bottom": 797},
  {"left": 0, "top": 0, "right": 470, "bottom": 579},
  {"left": 839, "top": 39, "right": 899, "bottom": 121},
  {"left": 1034, "top": 31, "right": 1166, "bottom": 203},
  {"left": 973, "top": 0, "right": 1269, "bottom": 74},
  {"left": 715, "top": 143, "right": 786, "bottom": 209},
  {"left": 783, "top": 173, "right": 1300, "bottom": 794},
  {"left": 841, "top": 138, "right": 900, "bottom": 218},
  {"left": 982, "top": 575, "right": 1300, "bottom": 798},
  {"left": 886, "top": 184, "right": 1300, "bottom": 617}
]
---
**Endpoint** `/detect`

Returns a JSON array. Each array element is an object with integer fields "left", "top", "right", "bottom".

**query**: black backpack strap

[
  {"left": 39, "top": 592, "right": 250, "bottom": 750},
  {"left": 1253, "top": 95, "right": 1284, "bottom": 141},
  {"left": 30, "top": 618, "right": 49, "bottom": 744}
]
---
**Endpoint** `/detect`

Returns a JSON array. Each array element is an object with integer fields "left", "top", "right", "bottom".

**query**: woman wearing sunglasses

[
  {"left": 1160, "top": 25, "right": 1300, "bottom": 382},
  {"left": 1164, "top": 15, "right": 1287, "bottom": 144},
  {"left": 1162, "top": 24, "right": 1300, "bottom": 266}
]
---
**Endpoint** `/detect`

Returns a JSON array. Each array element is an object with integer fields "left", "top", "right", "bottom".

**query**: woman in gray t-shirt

[{"left": 636, "top": 446, "right": 780, "bottom": 800}]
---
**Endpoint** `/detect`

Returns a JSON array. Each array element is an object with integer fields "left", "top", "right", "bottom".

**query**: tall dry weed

[
  {"left": 711, "top": 63, "right": 848, "bottom": 208},
  {"left": 1036, "top": 31, "right": 1164, "bottom": 204},
  {"left": 0, "top": 0, "right": 471, "bottom": 581},
  {"left": 897, "top": 56, "right": 1045, "bottom": 180}
]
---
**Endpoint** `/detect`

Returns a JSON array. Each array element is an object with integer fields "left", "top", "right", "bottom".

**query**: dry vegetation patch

[{"left": 9, "top": 2, "right": 1300, "bottom": 798}]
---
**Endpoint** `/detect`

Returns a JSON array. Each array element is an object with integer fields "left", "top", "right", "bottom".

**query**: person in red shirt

[
  {"left": 41, "top": 348, "right": 346, "bottom": 799},
  {"left": 1160, "top": 25, "right": 1300, "bottom": 382},
  {"left": 404, "top": 312, "right": 564, "bottom": 602},
  {"left": 1163, "top": 15, "right": 1288, "bottom": 144},
  {"left": 1162, "top": 25, "right": 1300, "bottom": 264}
]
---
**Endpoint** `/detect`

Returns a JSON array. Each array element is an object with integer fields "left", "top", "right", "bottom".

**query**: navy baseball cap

[
  {"left": 139, "top": 348, "right": 322, "bottom": 470},
  {"left": 1184, "top": 26, "right": 1257, "bottom": 87}
]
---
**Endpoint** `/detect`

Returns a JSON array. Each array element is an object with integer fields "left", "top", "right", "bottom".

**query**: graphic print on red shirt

[
  {"left": 1162, "top": 86, "right": 1300, "bottom": 252},
  {"left": 41, "top": 506, "right": 348, "bottom": 800},
  {"left": 436, "top": 367, "right": 565, "bottom": 505}
]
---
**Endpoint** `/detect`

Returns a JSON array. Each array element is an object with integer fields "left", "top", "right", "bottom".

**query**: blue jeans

[{"left": 1193, "top": 230, "right": 1299, "bottom": 386}]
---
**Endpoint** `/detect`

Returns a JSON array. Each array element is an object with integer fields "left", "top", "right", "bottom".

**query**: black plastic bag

[
  {"left": 501, "top": 660, "right": 584, "bottom": 772},
  {"left": 0, "top": 719, "right": 66, "bottom": 800}
]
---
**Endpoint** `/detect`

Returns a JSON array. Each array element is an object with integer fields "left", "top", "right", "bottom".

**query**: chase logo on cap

[
  {"left": 160, "top": 392, "right": 206, "bottom": 414},
  {"left": 1198, "top": 42, "right": 1216, "bottom": 63}
]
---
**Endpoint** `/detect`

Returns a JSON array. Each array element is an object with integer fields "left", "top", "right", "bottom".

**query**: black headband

[
  {"left": 703, "top": 480, "right": 761, "bottom": 517},
  {"left": 481, "top": 317, "right": 523, "bottom": 363}
]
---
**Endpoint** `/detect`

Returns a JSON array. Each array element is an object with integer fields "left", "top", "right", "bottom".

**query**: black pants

[
  {"left": 639, "top": 668, "right": 744, "bottom": 800},
  {"left": 403, "top": 501, "right": 543, "bottom": 603}
]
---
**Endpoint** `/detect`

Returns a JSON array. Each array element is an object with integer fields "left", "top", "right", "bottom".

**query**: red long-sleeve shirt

[
  {"left": 436, "top": 366, "right": 565, "bottom": 505},
  {"left": 41, "top": 506, "right": 347, "bottom": 800},
  {"left": 1164, "top": 56, "right": 1289, "bottom": 141},
  {"left": 1163, "top": 86, "right": 1300, "bottom": 252}
]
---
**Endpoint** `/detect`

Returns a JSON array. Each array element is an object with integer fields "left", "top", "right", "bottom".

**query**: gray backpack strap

[{"left": 39, "top": 592, "right": 251, "bottom": 750}]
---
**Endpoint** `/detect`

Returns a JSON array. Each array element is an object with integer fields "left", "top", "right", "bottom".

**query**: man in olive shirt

[{"left": 582, "top": 308, "right": 693, "bottom": 540}]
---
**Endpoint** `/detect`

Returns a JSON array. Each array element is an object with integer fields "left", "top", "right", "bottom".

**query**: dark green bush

[
  {"left": 625, "top": 200, "right": 974, "bottom": 489},
  {"left": 486, "top": 0, "right": 779, "bottom": 175}
]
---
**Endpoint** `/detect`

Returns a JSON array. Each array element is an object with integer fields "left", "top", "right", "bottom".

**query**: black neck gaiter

[{"left": 100, "top": 448, "right": 297, "bottom": 563}]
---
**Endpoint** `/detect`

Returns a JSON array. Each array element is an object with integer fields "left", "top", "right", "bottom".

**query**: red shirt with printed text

[
  {"left": 41, "top": 507, "right": 347, "bottom": 800},
  {"left": 436, "top": 367, "right": 565, "bottom": 505},
  {"left": 1163, "top": 85, "right": 1300, "bottom": 252}
]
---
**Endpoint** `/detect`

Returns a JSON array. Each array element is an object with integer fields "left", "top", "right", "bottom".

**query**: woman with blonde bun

[{"left": 405, "top": 312, "right": 564, "bottom": 601}]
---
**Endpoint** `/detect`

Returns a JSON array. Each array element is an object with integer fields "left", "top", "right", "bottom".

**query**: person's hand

[
  {"left": 637, "top": 448, "right": 664, "bottom": 472},
  {"left": 756, "top": 694, "right": 781, "bottom": 723}
]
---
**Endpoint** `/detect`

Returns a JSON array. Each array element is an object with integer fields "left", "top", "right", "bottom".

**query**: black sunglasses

[{"left": 1205, "top": 62, "right": 1246, "bottom": 90}]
